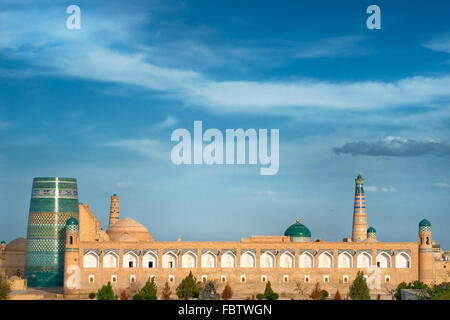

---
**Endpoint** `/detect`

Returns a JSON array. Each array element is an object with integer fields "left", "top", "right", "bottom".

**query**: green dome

[
  {"left": 367, "top": 227, "right": 376, "bottom": 233},
  {"left": 66, "top": 217, "right": 79, "bottom": 226},
  {"left": 1, "top": 240, "right": 5, "bottom": 244},
  {"left": 419, "top": 219, "right": 431, "bottom": 227},
  {"left": 284, "top": 218, "right": 311, "bottom": 240}
]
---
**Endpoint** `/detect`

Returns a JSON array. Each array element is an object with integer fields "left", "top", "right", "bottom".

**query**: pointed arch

[
  {"left": 221, "top": 251, "right": 236, "bottom": 268},
  {"left": 338, "top": 252, "right": 353, "bottom": 268},
  {"left": 260, "top": 251, "right": 276, "bottom": 268},
  {"left": 357, "top": 252, "right": 372, "bottom": 268},
  {"left": 318, "top": 252, "right": 333, "bottom": 268},
  {"left": 376, "top": 252, "right": 391, "bottom": 268},
  {"left": 240, "top": 251, "right": 256, "bottom": 268},
  {"left": 395, "top": 252, "right": 411, "bottom": 268},
  {"left": 299, "top": 252, "right": 314, "bottom": 268},
  {"left": 201, "top": 251, "right": 217, "bottom": 268},
  {"left": 103, "top": 251, "right": 119, "bottom": 268},
  {"left": 143, "top": 251, "right": 158, "bottom": 268},
  {"left": 182, "top": 251, "right": 197, "bottom": 268},
  {"left": 280, "top": 252, "right": 295, "bottom": 268},
  {"left": 162, "top": 251, "right": 177, "bottom": 268},
  {"left": 83, "top": 251, "right": 99, "bottom": 268},
  {"left": 123, "top": 251, "right": 139, "bottom": 268}
]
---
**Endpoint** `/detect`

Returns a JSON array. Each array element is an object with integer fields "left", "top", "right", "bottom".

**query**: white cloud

[
  {"left": 3, "top": 4, "right": 450, "bottom": 115},
  {"left": 424, "top": 33, "right": 450, "bottom": 54},
  {"left": 154, "top": 116, "right": 178, "bottom": 130},
  {"left": 99, "top": 139, "right": 167, "bottom": 160},
  {"left": 432, "top": 182, "right": 450, "bottom": 189},
  {"left": 365, "top": 186, "right": 397, "bottom": 193},
  {"left": 116, "top": 181, "right": 134, "bottom": 189},
  {"left": 255, "top": 190, "right": 276, "bottom": 196},
  {"left": 365, "top": 186, "right": 378, "bottom": 192}
]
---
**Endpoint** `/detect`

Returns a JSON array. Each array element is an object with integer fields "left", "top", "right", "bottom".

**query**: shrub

[
  {"left": 133, "top": 293, "right": 144, "bottom": 300},
  {"left": 135, "top": 278, "right": 158, "bottom": 300},
  {"left": 334, "top": 290, "right": 342, "bottom": 300},
  {"left": 256, "top": 293, "right": 265, "bottom": 300},
  {"left": 162, "top": 281, "right": 172, "bottom": 300},
  {"left": 320, "top": 290, "right": 329, "bottom": 300},
  {"left": 176, "top": 271, "right": 201, "bottom": 299},
  {"left": 310, "top": 283, "right": 322, "bottom": 300},
  {"left": 257, "top": 281, "right": 279, "bottom": 300},
  {"left": 348, "top": 271, "right": 370, "bottom": 300},
  {"left": 0, "top": 274, "right": 11, "bottom": 300},
  {"left": 88, "top": 292, "right": 96, "bottom": 300},
  {"left": 96, "top": 282, "right": 116, "bottom": 300},
  {"left": 120, "top": 290, "right": 129, "bottom": 300},
  {"left": 394, "top": 280, "right": 429, "bottom": 300},
  {"left": 221, "top": 283, "right": 233, "bottom": 300}
]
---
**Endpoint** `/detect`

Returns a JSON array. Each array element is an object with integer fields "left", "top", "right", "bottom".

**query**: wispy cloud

[
  {"left": 432, "top": 182, "right": 450, "bottom": 189},
  {"left": 365, "top": 185, "right": 397, "bottom": 193},
  {"left": 255, "top": 190, "right": 276, "bottom": 197},
  {"left": 424, "top": 33, "right": 450, "bottom": 54},
  {"left": 333, "top": 137, "right": 450, "bottom": 157},
  {"left": 99, "top": 139, "right": 167, "bottom": 160},
  {"left": 294, "top": 35, "right": 370, "bottom": 58},
  {"left": 154, "top": 116, "right": 178, "bottom": 130},
  {"left": 2, "top": 4, "right": 450, "bottom": 115}
]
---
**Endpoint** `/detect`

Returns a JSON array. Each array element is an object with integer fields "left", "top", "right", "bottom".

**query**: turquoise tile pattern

[{"left": 25, "top": 177, "right": 79, "bottom": 287}]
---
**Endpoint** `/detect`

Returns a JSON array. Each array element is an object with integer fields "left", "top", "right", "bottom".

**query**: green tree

[
  {"left": 348, "top": 271, "right": 370, "bottom": 300},
  {"left": 96, "top": 282, "right": 116, "bottom": 300},
  {"left": 257, "top": 281, "right": 279, "bottom": 300},
  {"left": 176, "top": 271, "right": 201, "bottom": 299},
  {"left": 394, "top": 280, "right": 429, "bottom": 300},
  {"left": 0, "top": 274, "right": 11, "bottom": 300},
  {"left": 320, "top": 289, "right": 329, "bottom": 300},
  {"left": 135, "top": 278, "right": 158, "bottom": 300}
]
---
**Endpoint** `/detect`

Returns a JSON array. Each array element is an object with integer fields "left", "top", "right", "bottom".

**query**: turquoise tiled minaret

[{"left": 24, "top": 177, "right": 79, "bottom": 287}]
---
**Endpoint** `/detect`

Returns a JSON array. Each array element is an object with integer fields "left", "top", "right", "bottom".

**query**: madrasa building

[{"left": 0, "top": 174, "right": 449, "bottom": 299}]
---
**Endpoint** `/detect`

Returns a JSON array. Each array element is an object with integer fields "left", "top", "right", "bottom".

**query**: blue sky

[{"left": 0, "top": 0, "right": 449, "bottom": 248}]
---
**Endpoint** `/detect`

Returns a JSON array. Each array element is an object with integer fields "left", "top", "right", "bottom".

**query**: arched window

[
  {"left": 103, "top": 252, "right": 119, "bottom": 268},
  {"left": 260, "top": 252, "right": 275, "bottom": 268},
  {"left": 182, "top": 251, "right": 197, "bottom": 268},
  {"left": 123, "top": 252, "right": 138, "bottom": 268},
  {"left": 338, "top": 252, "right": 353, "bottom": 268},
  {"left": 240, "top": 252, "right": 256, "bottom": 268},
  {"left": 143, "top": 251, "right": 158, "bottom": 268},
  {"left": 395, "top": 252, "right": 411, "bottom": 268},
  {"left": 83, "top": 252, "right": 99, "bottom": 268},
  {"left": 201, "top": 251, "right": 217, "bottom": 268},
  {"left": 280, "top": 252, "right": 294, "bottom": 268},
  {"left": 318, "top": 252, "right": 333, "bottom": 268},
  {"left": 357, "top": 252, "right": 372, "bottom": 268},
  {"left": 162, "top": 252, "right": 177, "bottom": 268},
  {"left": 221, "top": 252, "right": 236, "bottom": 268},
  {"left": 376, "top": 252, "right": 391, "bottom": 268},
  {"left": 299, "top": 252, "right": 314, "bottom": 268}
]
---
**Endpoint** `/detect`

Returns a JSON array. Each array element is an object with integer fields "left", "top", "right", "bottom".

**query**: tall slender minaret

[
  {"left": 108, "top": 193, "right": 120, "bottom": 228},
  {"left": 351, "top": 173, "right": 368, "bottom": 242},
  {"left": 418, "top": 219, "right": 433, "bottom": 285}
]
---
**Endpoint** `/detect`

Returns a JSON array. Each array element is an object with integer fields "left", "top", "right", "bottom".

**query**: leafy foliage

[
  {"left": 96, "top": 282, "right": 116, "bottom": 300},
  {"left": 0, "top": 274, "right": 11, "bottom": 300},
  {"left": 176, "top": 271, "right": 201, "bottom": 299},
  {"left": 310, "top": 283, "right": 322, "bottom": 300},
  {"left": 257, "top": 281, "right": 279, "bottom": 300},
  {"left": 162, "top": 281, "right": 172, "bottom": 300},
  {"left": 134, "top": 278, "right": 157, "bottom": 300},
  {"left": 221, "top": 283, "right": 233, "bottom": 300},
  {"left": 348, "top": 271, "right": 370, "bottom": 300},
  {"left": 334, "top": 290, "right": 342, "bottom": 300},
  {"left": 320, "top": 289, "right": 329, "bottom": 300},
  {"left": 88, "top": 292, "right": 96, "bottom": 299},
  {"left": 394, "top": 280, "right": 429, "bottom": 300}
]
